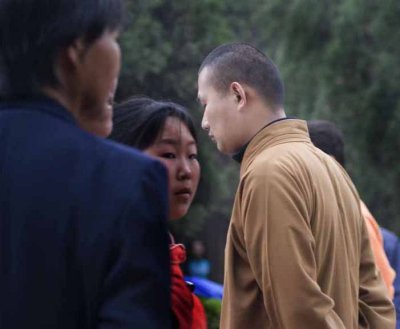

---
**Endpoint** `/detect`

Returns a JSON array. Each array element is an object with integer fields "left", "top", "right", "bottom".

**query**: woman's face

[{"left": 144, "top": 117, "right": 201, "bottom": 220}]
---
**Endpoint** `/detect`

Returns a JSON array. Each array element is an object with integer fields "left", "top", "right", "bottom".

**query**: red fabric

[
  {"left": 192, "top": 294, "right": 208, "bottom": 329},
  {"left": 170, "top": 243, "right": 207, "bottom": 329}
]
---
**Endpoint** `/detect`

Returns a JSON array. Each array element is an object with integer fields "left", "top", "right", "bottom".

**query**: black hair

[
  {"left": 307, "top": 120, "right": 345, "bottom": 167},
  {"left": 199, "top": 42, "right": 284, "bottom": 109},
  {"left": 0, "top": 0, "right": 125, "bottom": 100},
  {"left": 109, "top": 97, "right": 198, "bottom": 150}
]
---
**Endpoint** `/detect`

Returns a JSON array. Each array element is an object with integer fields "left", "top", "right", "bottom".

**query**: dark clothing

[
  {"left": 382, "top": 227, "right": 400, "bottom": 328},
  {"left": 0, "top": 98, "right": 171, "bottom": 329}
]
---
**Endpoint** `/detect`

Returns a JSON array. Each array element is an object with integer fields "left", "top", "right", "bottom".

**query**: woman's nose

[{"left": 177, "top": 159, "right": 192, "bottom": 180}]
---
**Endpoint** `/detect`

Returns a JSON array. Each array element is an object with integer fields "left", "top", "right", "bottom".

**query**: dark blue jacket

[
  {"left": 0, "top": 98, "right": 171, "bottom": 329},
  {"left": 381, "top": 227, "right": 400, "bottom": 328}
]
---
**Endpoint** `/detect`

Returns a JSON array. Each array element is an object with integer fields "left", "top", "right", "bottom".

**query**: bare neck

[{"left": 244, "top": 103, "right": 286, "bottom": 143}]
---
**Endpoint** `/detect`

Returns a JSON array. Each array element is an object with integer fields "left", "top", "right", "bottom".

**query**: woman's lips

[
  {"left": 175, "top": 187, "right": 192, "bottom": 196},
  {"left": 174, "top": 188, "right": 192, "bottom": 201}
]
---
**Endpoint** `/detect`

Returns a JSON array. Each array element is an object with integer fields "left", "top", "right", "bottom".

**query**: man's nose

[{"left": 201, "top": 115, "right": 209, "bottom": 131}]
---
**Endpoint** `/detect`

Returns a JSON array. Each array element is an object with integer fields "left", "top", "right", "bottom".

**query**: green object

[{"left": 200, "top": 297, "right": 222, "bottom": 329}]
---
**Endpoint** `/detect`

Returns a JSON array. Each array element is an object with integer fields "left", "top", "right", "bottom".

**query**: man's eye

[{"left": 161, "top": 153, "right": 176, "bottom": 159}]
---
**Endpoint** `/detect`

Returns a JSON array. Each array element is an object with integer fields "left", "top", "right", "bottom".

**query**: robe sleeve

[{"left": 241, "top": 168, "right": 346, "bottom": 329}]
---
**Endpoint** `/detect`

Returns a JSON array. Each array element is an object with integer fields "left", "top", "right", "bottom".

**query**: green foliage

[
  {"left": 199, "top": 297, "right": 222, "bottom": 329},
  {"left": 119, "top": 0, "right": 232, "bottom": 103}
]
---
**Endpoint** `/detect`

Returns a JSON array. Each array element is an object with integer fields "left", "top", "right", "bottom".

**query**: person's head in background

[
  {"left": 110, "top": 97, "right": 201, "bottom": 220},
  {"left": 191, "top": 240, "right": 207, "bottom": 259},
  {"left": 0, "top": 0, "right": 125, "bottom": 137},
  {"left": 197, "top": 42, "right": 285, "bottom": 155},
  {"left": 307, "top": 120, "right": 345, "bottom": 167}
]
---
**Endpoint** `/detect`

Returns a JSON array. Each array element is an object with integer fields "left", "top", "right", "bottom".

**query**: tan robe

[{"left": 220, "top": 119, "right": 395, "bottom": 329}]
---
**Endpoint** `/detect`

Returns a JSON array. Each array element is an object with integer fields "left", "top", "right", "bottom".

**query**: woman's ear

[{"left": 230, "top": 82, "right": 247, "bottom": 109}]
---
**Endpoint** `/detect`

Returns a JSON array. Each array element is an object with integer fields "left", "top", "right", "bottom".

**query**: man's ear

[
  {"left": 63, "top": 38, "right": 87, "bottom": 70},
  {"left": 230, "top": 82, "right": 247, "bottom": 109},
  {"left": 54, "top": 38, "right": 87, "bottom": 92}
]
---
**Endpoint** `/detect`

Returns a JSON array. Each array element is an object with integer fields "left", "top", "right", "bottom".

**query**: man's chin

[
  {"left": 80, "top": 117, "right": 112, "bottom": 138},
  {"left": 216, "top": 143, "right": 230, "bottom": 155},
  {"left": 216, "top": 143, "right": 239, "bottom": 156},
  {"left": 101, "top": 121, "right": 113, "bottom": 138}
]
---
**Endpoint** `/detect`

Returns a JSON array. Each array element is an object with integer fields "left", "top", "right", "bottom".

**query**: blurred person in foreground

[
  {"left": 308, "top": 119, "right": 399, "bottom": 325},
  {"left": 0, "top": 1, "right": 171, "bottom": 328},
  {"left": 197, "top": 42, "right": 395, "bottom": 328},
  {"left": 110, "top": 97, "right": 207, "bottom": 329}
]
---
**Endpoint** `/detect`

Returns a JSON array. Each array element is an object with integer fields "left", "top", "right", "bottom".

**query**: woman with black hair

[{"left": 110, "top": 97, "right": 207, "bottom": 329}]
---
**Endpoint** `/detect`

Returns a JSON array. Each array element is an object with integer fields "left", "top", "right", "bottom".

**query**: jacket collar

[
  {"left": 0, "top": 95, "right": 77, "bottom": 125},
  {"left": 240, "top": 119, "right": 312, "bottom": 176}
]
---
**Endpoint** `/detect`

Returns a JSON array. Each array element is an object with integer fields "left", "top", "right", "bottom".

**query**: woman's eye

[
  {"left": 189, "top": 154, "right": 198, "bottom": 160},
  {"left": 161, "top": 153, "right": 176, "bottom": 159}
]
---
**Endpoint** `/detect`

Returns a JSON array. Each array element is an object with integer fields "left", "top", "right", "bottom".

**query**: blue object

[
  {"left": 381, "top": 227, "right": 400, "bottom": 328},
  {"left": 188, "top": 259, "right": 211, "bottom": 278},
  {"left": 185, "top": 276, "right": 224, "bottom": 300}
]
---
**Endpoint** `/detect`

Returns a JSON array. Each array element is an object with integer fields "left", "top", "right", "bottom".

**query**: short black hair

[
  {"left": 0, "top": 0, "right": 125, "bottom": 100},
  {"left": 109, "top": 97, "right": 198, "bottom": 150},
  {"left": 307, "top": 120, "right": 345, "bottom": 167},
  {"left": 199, "top": 42, "right": 284, "bottom": 109}
]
